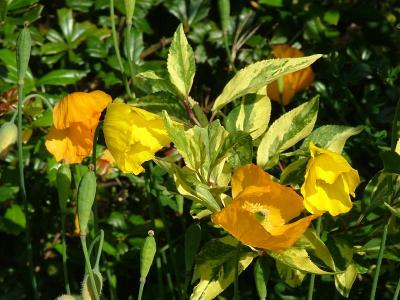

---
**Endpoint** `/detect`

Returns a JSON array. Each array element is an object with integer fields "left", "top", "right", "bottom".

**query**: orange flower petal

[
  {"left": 53, "top": 91, "right": 112, "bottom": 130},
  {"left": 231, "top": 164, "right": 272, "bottom": 198},
  {"left": 45, "top": 124, "right": 94, "bottom": 164}
]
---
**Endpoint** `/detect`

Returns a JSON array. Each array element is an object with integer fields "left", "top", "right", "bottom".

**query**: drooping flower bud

[{"left": 0, "top": 122, "right": 18, "bottom": 155}]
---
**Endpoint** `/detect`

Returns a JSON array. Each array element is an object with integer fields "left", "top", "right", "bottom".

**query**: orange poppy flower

[
  {"left": 267, "top": 45, "right": 315, "bottom": 106},
  {"left": 45, "top": 91, "right": 112, "bottom": 164},
  {"left": 212, "top": 164, "right": 317, "bottom": 251}
]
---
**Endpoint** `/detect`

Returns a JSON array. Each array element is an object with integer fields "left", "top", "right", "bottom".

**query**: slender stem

[
  {"left": 307, "top": 217, "right": 322, "bottom": 300},
  {"left": 11, "top": 93, "right": 52, "bottom": 123},
  {"left": 234, "top": 243, "right": 240, "bottom": 300},
  {"left": 393, "top": 271, "right": 400, "bottom": 300},
  {"left": 138, "top": 278, "right": 145, "bottom": 300},
  {"left": 110, "top": 0, "right": 132, "bottom": 98},
  {"left": 125, "top": 22, "right": 136, "bottom": 97},
  {"left": 61, "top": 216, "right": 71, "bottom": 294},
  {"left": 94, "top": 230, "right": 104, "bottom": 271},
  {"left": 80, "top": 235, "right": 100, "bottom": 300},
  {"left": 370, "top": 216, "right": 390, "bottom": 300},
  {"left": 17, "top": 79, "right": 39, "bottom": 300},
  {"left": 183, "top": 97, "right": 201, "bottom": 126},
  {"left": 91, "top": 125, "right": 100, "bottom": 236},
  {"left": 223, "top": 32, "right": 236, "bottom": 73}
]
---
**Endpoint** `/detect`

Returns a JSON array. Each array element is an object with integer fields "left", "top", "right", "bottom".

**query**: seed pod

[
  {"left": 218, "top": 0, "right": 230, "bottom": 33},
  {"left": 0, "top": 122, "right": 17, "bottom": 154},
  {"left": 81, "top": 271, "right": 103, "bottom": 300},
  {"left": 124, "top": 0, "right": 135, "bottom": 25},
  {"left": 77, "top": 170, "right": 97, "bottom": 235},
  {"left": 140, "top": 230, "right": 156, "bottom": 280},
  {"left": 56, "top": 164, "right": 71, "bottom": 213},
  {"left": 16, "top": 26, "right": 32, "bottom": 81}
]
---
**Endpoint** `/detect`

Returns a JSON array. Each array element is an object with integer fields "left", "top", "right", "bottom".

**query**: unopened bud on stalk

[
  {"left": 56, "top": 295, "right": 79, "bottom": 300},
  {"left": 124, "top": 0, "right": 136, "bottom": 25},
  {"left": 81, "top": 271, "right": 103, "bottom": 300},
  {"left": 140, "top": 230, "right": 156, "bottom": 281},
  {"left": 0, "top": 122, "right": 18, "bottom": 155},
  {"left": 77, "top": 170, "right": 97, "bottom": 235},
  {"left": 56, "top": 164, "right": 71, "bottom": 213}
]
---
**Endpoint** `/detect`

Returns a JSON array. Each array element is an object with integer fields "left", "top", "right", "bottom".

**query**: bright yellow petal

[
  {"left": 103, "top": 101, "right": 170, "bottom": 174},
  {"left": 231, "top": 164, "right": 272, "bottom": 198},
  {"left": 304, "top": 175, "right": 353, "bottom": 216},
  {"left": 45, "top": 124, "right": 93, "bottom": 164},
  {"left": 53, "top": 91, "right": 112, "bottom": 130}
]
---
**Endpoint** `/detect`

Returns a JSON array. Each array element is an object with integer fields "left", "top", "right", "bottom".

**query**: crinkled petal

[
  {"left": 304, "top": 176, "right": 353, "bottom": 216},
  {"left": 103, "top": 101, "right": 170, "bottom": 174},
  {"left": 53, "top": 91, "right": 111, "bottom": 130},
  {"left": 45, "top": 124, "right": 94, "bottom": 164},
  {"left": 231, "top": 164, "right": 272, "bottom": 198}
]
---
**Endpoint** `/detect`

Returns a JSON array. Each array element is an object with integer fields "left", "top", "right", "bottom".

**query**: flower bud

[
  {"left": 140, "top": 230, "right": 156, "bottom": 280},
  {"left": 56, "top": 164, "right": 71, "bottom": 213},
  {"left": 81, "top": 271, "right": 103, "bottom": 300},
  {"left": 0, "top": 122, "right": 17, "bottom": 155},
  {"left": 77, "top": 170, "right": 97, "bottom": 235}
]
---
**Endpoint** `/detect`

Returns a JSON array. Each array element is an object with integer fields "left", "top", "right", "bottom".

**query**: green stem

[
  {"left": 18, "top": 79, "right": 39, "bottom": 300},
  {"left": 307, "top": 217, "right": 322, "bottom": 300},
  {"left": 91, "top": 125, "right": 100, "bottom": 236},
  {"left": 61, "top": 216, "right": 71, "bottom": 294},
  {"left": 234, "top": 243, "right": 240, "bottom": 300},
  {"left": 11, "top": 93, "right": 52, "bottom": 123},
  {"left": 393, "top": 272, "right": 400, "bottom": 300},
  {"left": 94, "top": 230, "right": 104, "bottom": 271},
  {"left": 223, "top": 32, "right": 236, "bottom": 73},
  {"left": 138, "top": 278, "right": 145, "bottom": 300},
  {"left": 80, "top": 235, "right": 100, "bottom": 300},
  {"left": 110, "top": 0, "right": 132, "bottom": 98},
  {"left": 370, "top": 217, "right": 390, "bottom": 300},
  {"left": 125, "top": 22, "right": 136, "bottom": 97}
]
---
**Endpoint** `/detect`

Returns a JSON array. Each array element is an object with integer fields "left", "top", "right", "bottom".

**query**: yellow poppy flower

[
  {"left": 267, "top": 44, "right": 315, "bottom": 106},
  {"left": 103, "top": 101, "right": 170, "bottom": 175},
  {"left": 45, "top": 91, "right": 112, "bottom": 164},
  {"left": 212, "top": 164, "right": 317, "bottom": 251},
  {"left": 301, "top": 143, "right": 360, "bottom": 216}
]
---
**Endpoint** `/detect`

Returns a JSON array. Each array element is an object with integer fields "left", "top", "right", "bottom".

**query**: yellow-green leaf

[
  {"left": 167, "top": 24, "right": 195, "bottom": 98},
  {"left": 257, "top": 97, "right": 319, "bottom": 169},
  {"left": 212, "top": 54, "right": 322, "bottom": 112},
  {"left": 226, "top": 88, "right": 271, "bottom": 139},
  {"left": 334, "top": 263, "right": 357, "bottom": 298},
  {"left": 302, "top": 125, "right": 364, "bottom": 153}
]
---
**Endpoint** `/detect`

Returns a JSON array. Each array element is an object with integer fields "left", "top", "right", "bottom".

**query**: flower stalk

[{"left": 307, "top": 216, "right": 322, "bottom": 300}]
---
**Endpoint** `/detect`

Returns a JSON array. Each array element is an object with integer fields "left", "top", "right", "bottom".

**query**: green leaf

[
  {"left": 167, "top": 24, "right": 196, "bottom": 98},
  {"left": 280, "top": 157, "right": 308, "bottom": 186},
  {"left": 268, "top": 246, "right": 333, "bottom": 275},
  {"left": 334, "top": 263, "right": 357, "bottom": 298},
  {"left": 276, "top": 260, "right": 306, "bottom": 287},
  {"left": 300, "top": 229, "right": 336, "bottom": 272},
  {"left": 259, "top": 0, "right": 283, "bottom": 7},
  {"left": 4, "top": 204, "right": 26, "bottom": 231},
  {"left": 38, "top": 69, "right": 87, "bottom": 86},
  {"left": 254, "top": 257, "right": 271, "bottom": 299},
  {"left": 212, "top": 54, "right": 322, "bottom": 112},
  {"left": 156, "top": 160, "right": 221, "bottom": 213},
  {"left": 190, "top": 236, "right": 255, "bottom": 300},
  {"left": 57, "top": 8, "right": 74, "bottom": 42},
  {"left": 226, "top": 90, "right": 271, "bottom": 139},
  {"left": 185, "top": 223, "right": 202, "bottom": 273},
  {"left": 384, "top": 202, "right": 400, "bottom": 218},
  {"left": 302, "top": 125, "right": 364, "bottom": 153},
  {"left": 380, "top": 151, "right": 400, "bottom": 174},
  {"left": 0, "top": 184, "right": 19, "bottom": 203},
  {"left": 257, "top": 97, "right": 319, "bottom": 169},
  {"left": 361, "top": 171, "right": 400, "bottom": 215},
  {"left": 323, "top": 10, "right": 340, "bottom": 26},
  {"left": 163, "top": 111, "right": 246, "bottom": 186},
  {"left": 135, "top": 71, "right": 177, "bottom": 94}
]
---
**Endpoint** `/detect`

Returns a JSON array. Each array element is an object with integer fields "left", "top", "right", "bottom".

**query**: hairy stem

[{"left": 80, "top": 235, "right": 100, "bottom": 300}]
